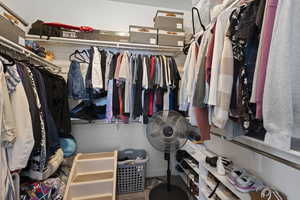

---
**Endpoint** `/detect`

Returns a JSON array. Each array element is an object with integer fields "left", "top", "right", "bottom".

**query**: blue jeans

[{"left": 67, "top": 61, "right": 86, "bottom": 100}]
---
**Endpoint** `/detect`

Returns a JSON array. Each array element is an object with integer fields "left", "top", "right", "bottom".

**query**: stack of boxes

[{"left": 129, "top": 10, "right": 185, "bottom": 47}]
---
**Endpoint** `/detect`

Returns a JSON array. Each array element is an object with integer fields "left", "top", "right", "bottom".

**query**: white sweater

[
  {"left": 179, "top": 42, "right": 198, "bottom": 111},
  {"left": 263, "top": 0, "right": 300, "bottom": 150},
  {"left": 208, "top": 8, "right": 233, "bottom": 106}
]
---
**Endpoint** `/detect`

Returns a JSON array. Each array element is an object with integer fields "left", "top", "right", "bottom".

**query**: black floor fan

[{"left": 146, "top": 111, "right": 190, "bottom": 200}]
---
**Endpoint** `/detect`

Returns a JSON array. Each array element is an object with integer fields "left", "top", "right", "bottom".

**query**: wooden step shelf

[{"left": 64, "top": 151, "right": 118, "bottom": 200}]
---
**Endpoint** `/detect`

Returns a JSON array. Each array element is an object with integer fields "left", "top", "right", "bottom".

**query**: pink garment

[
  {"left": 114, "top": 54, "right": 123, "bottom": 79},
  {"left": 255, "top": 0, "right": 278, "bottom": 119}
]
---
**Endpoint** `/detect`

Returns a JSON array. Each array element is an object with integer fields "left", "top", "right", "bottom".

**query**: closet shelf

[
  {"left": 0, "top": 36, "right": 61, "bottom": 72},
  {"left": 26, "top": 35, "right": 183, "bottom": 54},
  {"left": 182, "top": 141, "right": 251, "bottom": 200}
]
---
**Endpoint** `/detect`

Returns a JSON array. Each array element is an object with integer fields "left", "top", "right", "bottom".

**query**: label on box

[
  {"left": 18, "top": 36, "right": 25, "bottom": 46},
  {"left": 178, "top": 41, "right": 184, "bottom": 47},
  {"left": 130, "top": 27, "right": 157, "bottom": 34},
  {"left": 177, "top": 23, "right": 183, "bottom": 29},
  {"left": 150, "top": 38, "right": 156, "bottom": 44},
  {"left": 62, "top": 31, "right": 77, "bottom": 38}
]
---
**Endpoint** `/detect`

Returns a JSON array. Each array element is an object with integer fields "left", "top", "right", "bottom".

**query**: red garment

[
  {"left": 150, "top": 56, "right": 155, "bottom": 80},
  {"left": 118, "top": 83, "right": 128, "bottom": 123},
  {"left": 44, "top": 22, "right": 94, "bottom": 32},
  {"left": 149, "top": 91, "right": 154, "bottom": 116},
  {"left": 205, "top": 23, "right": 216, "bottom": 84},
  {"left": 194, "top": 107, "right": 211, "bottom": 140}
]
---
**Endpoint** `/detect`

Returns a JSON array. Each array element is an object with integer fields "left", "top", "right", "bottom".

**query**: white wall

[
  {"left": 2, "top": 0, "right": 192, "bottom": 32},
  {"left": 71, "top": 122, "right": 172, "bottom": 177}
]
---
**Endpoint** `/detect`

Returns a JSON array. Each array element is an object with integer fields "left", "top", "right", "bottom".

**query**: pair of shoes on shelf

[
  {"left": 227, "top": 168, "right": 264, "bottom": 193},
  {"left": 205, "top": 156, "right": 233, "bottom": 176},
  {"left": 250, "top": 187, "right": 287, "bottom": 200}
]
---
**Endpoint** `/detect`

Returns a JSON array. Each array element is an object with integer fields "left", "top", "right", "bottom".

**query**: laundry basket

[{"left": 117, "top": 149, "right": 149, "bottom": 194}]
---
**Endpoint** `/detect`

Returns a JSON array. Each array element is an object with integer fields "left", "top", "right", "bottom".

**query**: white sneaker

[
  {"left": 217, "top": 157, "right": 232, "bottom": 176},
  {"left": 235, "top": 175, "right": 264, "bottom": 193}
]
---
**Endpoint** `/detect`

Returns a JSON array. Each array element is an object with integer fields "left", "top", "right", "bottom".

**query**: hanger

[
  {"left": 192, "top": 7, "right": 206, "bottom": 35},
  {"left": 69, "top": 50, "right": 86, "bottom": 63},
  {"left": 0, "top": 51, "right": 15, "bottom": 67}
]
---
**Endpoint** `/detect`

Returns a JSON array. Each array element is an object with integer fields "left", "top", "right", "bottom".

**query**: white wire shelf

[
  {"left": 0, "top": 36, "right": 61, "bottom": 72},
  {"left": 26, "top": 35, "right": 183, "bottom": 54}
]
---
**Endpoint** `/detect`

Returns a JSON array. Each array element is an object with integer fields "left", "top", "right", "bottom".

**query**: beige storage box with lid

[
  {"left": 60, "top": 29, "right": 129, "bottom": 43},
  {"left": 158, "top": 30, "right": 184, "bottom": 47},
  {"left": 64, "top": 151, "right": 118, "bottom": 200},
  {"left": 154, "top": 10, "right": 184, "bottom": 32},
  {"left": 0, "top": 2, "right": 27, "bottom": 46},
  {"left": 129, "top": 25, "right": 158, "bottom": 45},
  {"left": 77, "top": 30, "right": 129, "bottom": 42}
]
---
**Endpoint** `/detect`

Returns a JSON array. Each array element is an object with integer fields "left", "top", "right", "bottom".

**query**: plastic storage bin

[{"left": 117, "top": 149, "right": 148, "bottom": 194}]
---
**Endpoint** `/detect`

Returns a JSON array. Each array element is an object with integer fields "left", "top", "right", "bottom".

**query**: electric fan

[{"left": 146, "top": 110, "right": 190, "bottom": 200}]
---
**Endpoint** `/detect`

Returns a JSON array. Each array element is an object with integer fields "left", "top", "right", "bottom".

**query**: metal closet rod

[
  {"left": 210, "top": 131, "right": 300, "bottom": 171},
  {"left": 0, "top": 36, "right": 61, "bottom": 72}
]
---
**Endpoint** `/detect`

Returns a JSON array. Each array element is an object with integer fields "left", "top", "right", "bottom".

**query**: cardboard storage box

[
  {"left": 0, "top": 3, "right": 27, "bottom": 46},
  {"left": 158, "top": 30, "right": 184, "bottom": 47},
  {"left": 129, "top": 25, "right": 158, "bottom": 45},
  {"left": 154, "top": 10, "right": 184, "bottom": 32}
]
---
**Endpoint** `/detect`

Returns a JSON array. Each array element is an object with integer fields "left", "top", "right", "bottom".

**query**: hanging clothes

[
  {"left": 0, "top": 61, "right": 16, "bottom": 200},
  {"left": 179, "top": 42, "right": 198, "bottom": 111},
  {"left": 263, "top": 0, "right": 300, "bottom": 150},
  {"left": 255, "top": 0, "right": 278, "bottom": 119},
  {"left": 5, "top": 65, "right": 34, "bottom": 171}
]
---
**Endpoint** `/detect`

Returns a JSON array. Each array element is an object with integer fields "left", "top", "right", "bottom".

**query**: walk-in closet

[{"left": 1, "top": 0, "right": 299, "bottom": 200}]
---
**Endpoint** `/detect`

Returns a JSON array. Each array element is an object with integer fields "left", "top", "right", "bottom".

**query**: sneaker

[
  {"left": 235, "top": 175, "right": 264, "bottom": 193},
  {"left": 227, "top": 168, "right": 246, "bottom": 185},
  {"left": 250, "top": 187, "right": 287, "bottom": 200},
  {"left": 217, "top": 157, "right": 232, "bottom": 176}
]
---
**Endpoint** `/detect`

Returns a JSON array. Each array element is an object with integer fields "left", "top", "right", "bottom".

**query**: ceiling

[{"left": 107, "top": 0, "right": 192, "bottom": 11}]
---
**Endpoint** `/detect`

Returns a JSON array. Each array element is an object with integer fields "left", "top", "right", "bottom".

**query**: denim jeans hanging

[{"left": 67, "top": 60, "right": 87, "bottom": 100}]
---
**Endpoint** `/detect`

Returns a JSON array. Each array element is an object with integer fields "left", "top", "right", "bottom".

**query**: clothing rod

[
  {"left": 26, "top": 35, "right": 183, "bottom": 54},
  {"left": 210, "top": 131, "right": 300, "bottom": 171},
  {"left": 0, "top": 36, "right": 61, "bottom": 72}
]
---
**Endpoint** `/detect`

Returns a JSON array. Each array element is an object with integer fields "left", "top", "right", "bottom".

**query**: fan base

[{"left": 149, "top": 183, "right": 189, "bottom": 200}]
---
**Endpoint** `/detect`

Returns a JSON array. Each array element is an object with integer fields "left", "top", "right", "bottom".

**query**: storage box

[
  {"left": 154, "top": 10, "right": 184, "bottom": 32},
  {"left": 0, "top": 3, "right": 27, "bottom": 46},
  {"left": 158, "top": 30, "right": 184, "bottom": 47},
  {"left": 98, "top": 30, "right": 129, "bottom": 43},
  {"left": 64, "top": 151, "right": 118, "bottom": 200},
  {"left": 129, "top": 25, "right": 158, "bottom": 45},
  {"left": 61, "top": 29, "right": 130, "bottom": 43}
]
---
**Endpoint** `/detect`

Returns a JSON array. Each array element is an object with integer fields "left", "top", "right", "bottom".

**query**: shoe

[
  {"left": 205, "top": 156, "right": 218, "bottom": 167},
  {"left": 250, "top": 187, "right": 287, "bottom": 200},
  {"left": 217, "top": 157, "right": 232, "bottom": 176},
  {"left": 235, "top": 175, "right": 264, "bottom": 193},
  {"left": 227, "top": 168, "right": 246, "bottom": 185}
]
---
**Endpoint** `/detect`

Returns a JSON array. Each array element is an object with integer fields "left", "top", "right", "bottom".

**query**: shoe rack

[{"left": 176, "top": 140, "right": 251, "bottom": 200}]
